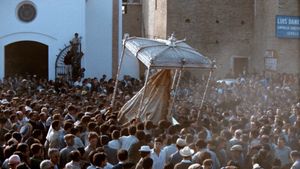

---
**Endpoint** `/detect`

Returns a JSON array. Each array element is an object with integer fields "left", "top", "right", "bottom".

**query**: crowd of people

[{"left": 0, "top": 71, "right": 299, "bottom": 169}]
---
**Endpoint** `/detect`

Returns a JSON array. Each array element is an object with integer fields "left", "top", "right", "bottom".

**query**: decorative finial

[{"left": 166, "top": 33, "right": 177, "bottom": 47}]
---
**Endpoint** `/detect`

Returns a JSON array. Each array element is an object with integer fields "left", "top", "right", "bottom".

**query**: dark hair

[
  {"left": 196, "top": 139, "right": 207, "bottom": 149},
  {"left": 136, "top": 122, "right": 144, "bottom": 130},
  {"left": 64, "top": 121, "right": 74, "bottom": 131},
  {"left": 93, "top": 152, "right": 106, "bottom": 166},
  {"left": 30, "top": 143, "right": 42, "bottom": 155},
  {"left": 142, "top": 157, "right": 153, "bottom": 169},
  {"left": 12, "top": 132, "right": 22, "bottom": 143},
  {"left": 51, "top": 120, "right": 60, "bottom": 130},
  {"left": 117, "top": 149, "right": 128, "bottom": 161},
  {"left": 120, "top": 128, "right": 129, "bottom": 136},
  {"left": 129, "top": 126, "right": 136, "bottom": 135},
  {"left": 136, "top": 130, "right": 145, "bottom": 141},
  {"left": 17, "top": 143, "right": 28, "bottom": 154},
  {"left": 111, "top": 130, "right": 120, "bottom": 139},
  {"left": 140, "top": 151, "right": 150, "bottom": 158},
  {"left": 32, "top": 129, "right": 42, "bottom": 138},
  {"left": 69, "top": 150, "right": 81, "bottom": 161},
  {"left": 145, "top": 121, "right": 154, "bottom": 130},
  {"left": 70, "top": 128, "right": 79, "bottom": 135},
  {"left": 100, "top": 135, "right": 110, "bottom": 145}
]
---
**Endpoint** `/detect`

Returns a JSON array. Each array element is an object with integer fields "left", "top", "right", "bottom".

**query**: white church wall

[
  {"left": 85, "top": 0, "right": 113, "bottom": 79},
  {"left": 0, "top": 0, "right": 86, "bottom": 79}
]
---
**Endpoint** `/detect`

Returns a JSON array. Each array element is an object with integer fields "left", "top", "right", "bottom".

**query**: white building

[{"left": 0, "top": 0, "right": 138, "bottom": 80}]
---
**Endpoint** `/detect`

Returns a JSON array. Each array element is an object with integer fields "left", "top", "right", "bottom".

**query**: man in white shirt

[
  {"left": 151, "top": 137, "right": 167, "bottom": 169},
  {"left": 120, "top": 126, "right": 138, "bottom": 150}
]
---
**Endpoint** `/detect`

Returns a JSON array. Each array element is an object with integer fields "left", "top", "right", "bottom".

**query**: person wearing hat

[
  {"left": 229, "top": 144, "right": 244, "bottom": 168},
  {"left": 169, "top": 138, "right": 186, "bottom": 165},
  {"left": 174, "top": 146, "right": 194, "bottom": 169},
  {"left": 8, "top": 154, "right": 21, "bottom": 169},
  {"left": 136, "top": 145, "right": 151, "bottom": 169}
]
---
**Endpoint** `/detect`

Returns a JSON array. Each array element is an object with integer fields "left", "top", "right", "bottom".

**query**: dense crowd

[{"left": 0, "top": 72, "right": 299, "bottom": 169}]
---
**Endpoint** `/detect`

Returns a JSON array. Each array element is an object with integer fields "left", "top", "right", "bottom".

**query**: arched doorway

[{"left": 5, "top": 41, "right": 48, "bottom": 78}]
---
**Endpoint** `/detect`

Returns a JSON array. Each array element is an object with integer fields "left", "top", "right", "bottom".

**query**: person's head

[
  {"left": 215, "top": 136, "right": 226, "bottom": 149},
  {"left": 117, "top": 149, "right": 128, "bottom": 162},
  {"left": 69, "top": 150, "right": 81, "bottom": 162},
  {"left": 290, "top": 150, "right": 300, "bottom": 162},
  {"left": 154, "top": 137, "right": 163, "bottom": 151},
  {"left": 100, "top": 135, "right": 110, "bottom": 146},
  {"left": 48, "top": 148, "right": 59, "bottom": 165},
  {"left": 277, "top": 137, "right": 286, "bottom": 148},
  {"left": 30, "top": 143, "right": 43, "bottom": 158},
  {"left": 234, "top": 129, "right": 242, "bottom": 138},
  {"left": 40, "top": 160, "right": 54, "bottom": 169},
  {"left": 128, "top": 126, "right": 136, "bottom": 135},
  {"left": 88, "top": 132, "right": 99, "bottom": 147},
  {"left": 17, "top": 143, "right": 30, "bottom": 158},
  {"left": 142, "top": 157, "right": 153, "bottom": 169},
  {"left": 39, "top": 112, "right": 48, "bottom": 121},
  {"left": 32, "top": 129, "right": 42, "bottom": 140},
  {"left": 8, "top": 155, "right": 21, "bottom": 169},
  {"left": 51, "top": 120, "right": 60, "bottom": 131},
  {"left": 64, "top": 134, "right": 75, "bottom": 146},
  {"left": 179, "top": 146, "right": 194, "bottom": 159},
  {"left": 196, "top": 139, "right": 207, "bottom": 149},
  {"left": 12, "top": 132, "right": 22, "bottom": 143},
  {"left": 63, "top": 121, "right": 74, "bottom": 132},
  {"left": 29, "top": 111, "right": 39, "bottom": 122},
  {"left": 139, "top": 145, "right": 151, "bottom": 158},
  {"left": 136, "top": 130, "right": 145, "bottom": 141},
  {"left": 93, "top": 152, "right": 107, "bottom": 168},
  {"left": 203, "top": 159, "right": 213, "bottom": 169},
  {"left": 230, "top": 145, "right": 243, "bottom": 157},
  {"left": 176, "top": 138, "right": 187, "bottom": 149},
  {"left": 67, "top": 105, "right": 76, "bottom": 115},
  {"left": 188, "top": 163, "right": 202, "bottom": 169},
  {"left": 111, "top": 130, "right": 120, "bottom": 140}
]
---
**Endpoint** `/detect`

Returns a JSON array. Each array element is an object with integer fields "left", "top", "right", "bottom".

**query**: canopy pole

[
  {"left": 111, "top": 35, "right": 129, "bottom": 108},
  {"left": 197, "top": 69, "right": 213, "bottom": 120},
  {"left": 136, "top": 67, "right": 151, "bottom": 119},
  {"left": 168, "top": 68, "right": 183, "bottom": 118},
  {"left": 171, "top": 69, "right": 179, "bottom": 90}
]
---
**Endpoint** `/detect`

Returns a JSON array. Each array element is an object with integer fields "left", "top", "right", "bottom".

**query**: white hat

[
  {"left": 139, "top": 145, "right": 151, "bottom": 152},
  {"left": 230, "top": 144, "right": 243, "bottom": 151},
  {"left": 25, "top": 106, "right": 32, "bottom": 112},
  {"left": 8, "top": 154, "right": 21, "bottom": 165},
  {"left": 179, "top": 146, "right": 194, "bottom": 157},
  {"left": 1, "top": 99, "right": 9, "bottom": 105},
  {"left": 176, "top": 138, "right": 187, "bottom": 147},
  {"left": 188, "top": 163, "right": 202, "bottom": 169}
]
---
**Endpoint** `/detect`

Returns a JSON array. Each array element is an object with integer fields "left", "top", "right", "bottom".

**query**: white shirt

[
  {"left": 163, "top": 144, "right": 177, "bottom": 162},
  {"left": 108, "top": 139, "right": 121, "bottom": 150},
  {"left": 120, "top": 135, "right": 138, "bottom": 150},
  {"left": 74, "top": 136, "right": 85, "bottom": 149},
  {"left": 151, "top": 149, "right": 167, "bottom": 169}
]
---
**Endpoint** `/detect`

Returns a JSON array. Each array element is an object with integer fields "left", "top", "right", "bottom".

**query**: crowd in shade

[{"left": 0, "top": 72, "right": 299, "bottom": 169}]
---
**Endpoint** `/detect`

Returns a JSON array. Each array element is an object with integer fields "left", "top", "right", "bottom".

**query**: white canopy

[{"left": 124, "top": 35, "right": 213, "bottom": 69}]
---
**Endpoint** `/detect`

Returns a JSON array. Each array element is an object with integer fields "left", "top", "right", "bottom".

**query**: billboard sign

[{"left": 276, "top": 15, "right": 300, "bottom": 38}]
